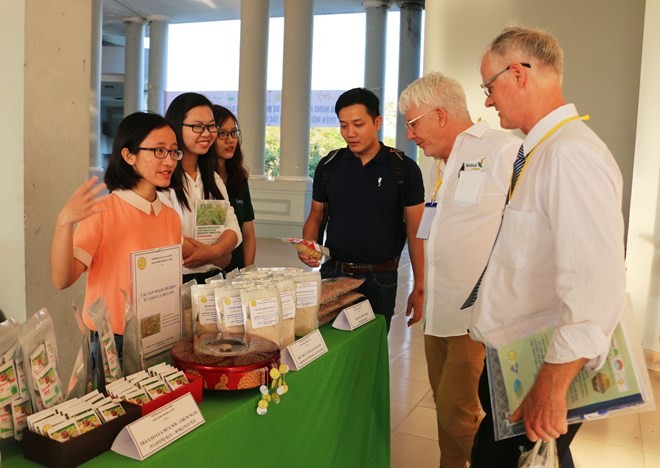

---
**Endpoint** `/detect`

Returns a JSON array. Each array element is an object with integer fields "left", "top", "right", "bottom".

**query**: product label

[
  {"left": 222, "top": 295, "right": 245, "bottom": 327},
  {"left": 279, "top": 291, "right": 296, "bottom": 320},
  {"left": 295, "top": 281, "right": 318, "bottom": 308},
  {"left": 248, "top": 297, "right": 279, "bottom": 329},
  {"left": 196, "top": 295, "right": 217, "bottom": 326}
]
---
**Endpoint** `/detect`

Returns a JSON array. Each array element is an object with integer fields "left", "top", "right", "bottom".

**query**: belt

[{"left": 330, "top": 258, "right": 399, "bottom": 275}]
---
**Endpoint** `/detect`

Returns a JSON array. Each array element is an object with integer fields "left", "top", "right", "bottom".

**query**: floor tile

[
  {"left": 571, "top": 437, "right": 645, "bottom": 467},
  {"left": 643, "top": 450, "right": 660, "bottom": 467},
  {"left": 418, "top": 388, "right": 436, "bottom": 409},
  {"left": 576, "top": 416, "right": 642, "bottom": 450},
  {"left": 390, "top": 355, "right": 430, "bottom": 384},
  {"left": 391, "top": 431, "right": 440, "bottom": 468},
  {"left": 390, "top": 377, "right": 431, "bottom": 406},
  {"left": 641, "top": 422, "right": 660, "bottom": 455},
  {"left": 396, "top": 405, "right": 438, "bottom": 440},
  {"left": 391, "top": 400, "right": 415, "bottom": 432}
]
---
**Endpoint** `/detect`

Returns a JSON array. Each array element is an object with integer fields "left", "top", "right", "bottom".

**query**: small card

[
  {"left": 332, "top": 300, "right": 376, "bottom": 331},
  {"left": 280, "top": 329, "right": 328, "bottom": 371},
  {"left": 416, "top": 202, "right": 437, "bottom": 240},
  {"left": 112, "top": 393, "right": 205, "bottom": 461}
]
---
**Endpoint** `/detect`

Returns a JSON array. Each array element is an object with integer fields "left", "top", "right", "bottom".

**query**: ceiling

[{"left": 102, "top": 0, "right": 397, "bottom": 37}]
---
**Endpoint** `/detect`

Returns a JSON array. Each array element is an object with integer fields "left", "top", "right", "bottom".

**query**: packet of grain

[
  {"left": 240, "top": 284, "right": 283, "bottom": 348},
  {"left": 214, "top": 284, "right": 247, "bottom": 335},
  {"left": 273, "top": 276, "right": 297, "bottom": 347},
  {"left": 191, "top": 284, "right": 218, "bottom": 335},
  {"left": 291, "top": 271, "right": 322, "bottom": 336}
]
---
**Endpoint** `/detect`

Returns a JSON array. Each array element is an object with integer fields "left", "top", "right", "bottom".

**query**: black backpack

[{"left": 316, "top": 147, "right": 407, "bottom": 252}]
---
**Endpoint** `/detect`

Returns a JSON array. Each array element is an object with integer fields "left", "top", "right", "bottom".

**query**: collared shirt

[
  {"left": 74, "top": 190, "right": 182, "bottom": 335},
  {"left": 312, "top": 143, "right": 425, "bottom": 264},
  {"left": 469, "top": 104, "right": 626, "bottom": 370},
  {"left": 160, "top": 168, "right": 242, "bottom": 275},
  {"left": 424, "top": 122, "right": 520, "bottom": 337}
]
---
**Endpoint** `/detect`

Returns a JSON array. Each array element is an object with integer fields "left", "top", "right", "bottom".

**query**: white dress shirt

[
  {"left": 159, "top": 168, "right": 242, "bottom": 275},
  {"left": 424, "top": 122, "right": 520, "bottom": 337},
  {"left": 469, "top": 104, "right": 626, "bottom": 371}
]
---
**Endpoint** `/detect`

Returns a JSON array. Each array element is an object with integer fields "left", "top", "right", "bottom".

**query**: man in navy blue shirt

[{"left": 299, "top": 88, "right": 425, "bottom": 331}]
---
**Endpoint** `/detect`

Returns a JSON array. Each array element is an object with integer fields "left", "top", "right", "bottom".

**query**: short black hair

[
  {"left": 104, "top": 112, "right": 171, "bottom": 191},
  {"left": 335, "top": 88, "right": 381, "bottom": 120}
]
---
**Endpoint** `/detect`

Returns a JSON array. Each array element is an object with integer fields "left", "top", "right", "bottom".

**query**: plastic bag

[
  {"left": 181, "top": 279, "right": 197, "bottom": 340},
  {"left": 518, "top": 439, "right": 559, "bottom": 468},
  {"left": 17, "top": 309, "right": 64, "bottom": 411},
  {"left": 291, "top": 271, "right": 322, "bottom": 336},
  {"left": 121, "top": 290, "right": 144, "bottom": 376},
  {"left": 87, "top": 297, "right": 123, "bottom": 385},
  {"left": 66, "top": 305, "right": 93, "bottom": 399}
]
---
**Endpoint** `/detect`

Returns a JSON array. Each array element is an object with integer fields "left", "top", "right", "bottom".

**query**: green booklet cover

[
  {"left": 487, "top": 323, "right": 645, "bottom": 440},
  {"left": 194, "top": 200, "right": 229, "bottom": 245}
]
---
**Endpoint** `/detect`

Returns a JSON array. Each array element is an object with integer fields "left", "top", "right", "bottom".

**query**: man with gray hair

[
  {"left": 399, "top": 72, "right": 519, "bottom": 467},
  {"left": 468, "top": 27, "right": 625, "bottom": 466}
]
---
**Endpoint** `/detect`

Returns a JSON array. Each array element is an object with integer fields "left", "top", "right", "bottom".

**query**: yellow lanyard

[
  {"left": 508, "top": 114, "right": 590, "bottom": 201},
  {"left": 430, "top": 162, "right": 444, "bottom": 203}
]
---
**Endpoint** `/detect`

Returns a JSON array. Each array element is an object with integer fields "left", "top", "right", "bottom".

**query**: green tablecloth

[{"left": 2, "top": 317, "right": 390, "bottom": 467}]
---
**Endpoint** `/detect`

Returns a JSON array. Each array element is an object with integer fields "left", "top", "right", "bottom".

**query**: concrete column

[
  {"left": 90, "top": 0, "right": 103, "bottom": 169},
  {"left": 395, "top": 0, "right": 424, "bottom": 159},
  {"left": 238, "top": 0, "right": 269, "bottom": 179},
  {"left": 147, "top": 16, "right": 169, "bottom": 115},
  {"left": 278, "top": 0, "right": 314, "bottom": 179},
  {"left": 1, "top": 0, "right": 91, "bottom": 379},
  {"left": 123, "top": 17, "right": 146, "bottom": 115},
  {"left": 363, "top": 0, "right": 390, "bottom": 141}
]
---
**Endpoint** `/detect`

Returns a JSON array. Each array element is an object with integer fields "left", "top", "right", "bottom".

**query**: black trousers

[{"left": 471, "top": 357, "right": 580, "bottom": 468}]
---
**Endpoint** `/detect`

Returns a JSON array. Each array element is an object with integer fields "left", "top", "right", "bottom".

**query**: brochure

[
  {"left": 487, "top": 322, "right": 647, "bottom": 440},
  {"left": 194, "top": 200, "right": 229, "bottom": 245}
]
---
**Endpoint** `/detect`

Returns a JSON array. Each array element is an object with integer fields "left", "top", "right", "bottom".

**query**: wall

[
  {"left": 422, "top": 0, "right": 644, "bottom": 228},
  {"left": 0, "top": 0, "right": 92, "bottom": 380},
  {"left": 627, "top": 0, "right": 660, "bottom": 359}
]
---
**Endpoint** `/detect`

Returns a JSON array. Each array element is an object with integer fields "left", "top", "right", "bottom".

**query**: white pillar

[
  {"left": 147, "top": 16, "right": 169, "bottom": 115},
  {"left": 395, "top": 0, "right": 424, "bottom": 159},
  {"left": 279, "top": 0, "right": 314, "bottom": 179},
  {"left": 363, "top": 0, "right": 390, "bottom": 140},
  {"left": 90, "top": 0, "right": 103, "bottom": 168},
  {"left": 123, "top": 17, "right": 145, "bottom": 115},
  {"left": 238, "top": 0, "right": 269, "bottom": 179}
]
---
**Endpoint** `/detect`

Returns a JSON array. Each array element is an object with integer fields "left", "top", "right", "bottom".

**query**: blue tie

[{"left": 461, "top": 144, "right": 525, "bottom": 310}]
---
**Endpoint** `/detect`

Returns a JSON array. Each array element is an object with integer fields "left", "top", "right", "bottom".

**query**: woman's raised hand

[{"left": 57, "top": 176, "right": 108, "bottom": 226}]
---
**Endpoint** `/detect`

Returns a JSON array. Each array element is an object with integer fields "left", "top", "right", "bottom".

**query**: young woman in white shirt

[{"left": 164, "top": 93, "right": 242, "bottom": 283}]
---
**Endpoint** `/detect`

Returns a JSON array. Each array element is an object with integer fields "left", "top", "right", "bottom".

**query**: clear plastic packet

[
  {"left": 181, "top": 279, "right": 197, "bottom": 341},
  {"left": 318, "top": 291, "right": 366, "bottom": 326},
  {"left": 87, "top": 297, "right": 123, "bottom": 385},
  {"left": 518, "top": 439, "right": 558, "bottom": 468},
  {"left": 320, "top": 277, "right": 365, "bottom": 304},
  {"left": 66, "top": 306, "right": 93, "bottom": 400},
  {"left": 240, "top": 283, "right": 283, "bottom": 348},
  {"left": 191, "top": 284, "right": 219, "bottom": 335},
  {"left": 273, "top": 277, "right": 297, "bottom": 347},
  {"left": 121, "top": 290, "right": 144, "bottom": 376},
  {"left": 0, "top": 318, "right": 26, "bottom": 404},
  {"left": 291, "top": 271, "right": 322, "bottom": 336},
  {"left": 205, "top": 270, "right": 225, "bottom": 284},
  {"left": 280, "top": 237, "right": 330, "bottom": 260},
  {"left": 17, "top": 309, "right": 64, "bottom": 411},
  {"left": 214, "top": 284, "right": 246, "bottom": 334}
]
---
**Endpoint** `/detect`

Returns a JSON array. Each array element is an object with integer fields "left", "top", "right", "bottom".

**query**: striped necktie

[{"left": 461, "top": 144, "right": 525, "bottom": 310}]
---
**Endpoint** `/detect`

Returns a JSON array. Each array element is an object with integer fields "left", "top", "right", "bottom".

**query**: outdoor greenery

[{"left": 264, "top": 126, "right": 397, "bottom": 178}]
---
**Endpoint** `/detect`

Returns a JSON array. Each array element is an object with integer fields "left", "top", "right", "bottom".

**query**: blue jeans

[{"left": 320, "top": 262, "right": 398, "bottom": 332}]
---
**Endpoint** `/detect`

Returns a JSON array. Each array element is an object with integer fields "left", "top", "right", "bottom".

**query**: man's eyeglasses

[
  {"left": 182, "top": 123, "right": 219, "bottom": 134},
  {"left": 137, "top": 147, "right": 184, "bottom": 160},
  {"left": 480, "top": 63, "right": 531, "bottom": 97},
  {"left": 405, "top": 109, "right": 435, "bottom": 130},
  {"left": 217, "top": 129, "right": 241, "bottom": 140}
]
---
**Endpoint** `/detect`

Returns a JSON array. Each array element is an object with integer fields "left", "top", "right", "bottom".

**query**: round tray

[{"left": 171, "top": 333, "right": 280, "bottom": 391}]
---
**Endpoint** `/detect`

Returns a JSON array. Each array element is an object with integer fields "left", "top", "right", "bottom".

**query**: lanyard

[
  {"left": 430, "top": 162, "right": 444, "bottom": 203},
  {"left": 508, "top": 114, "right": 590, "bottom": 201}
]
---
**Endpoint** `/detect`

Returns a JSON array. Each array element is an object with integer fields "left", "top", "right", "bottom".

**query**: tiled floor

[{"left": 255, "top": 237, "right": 660, "bottom": 467}]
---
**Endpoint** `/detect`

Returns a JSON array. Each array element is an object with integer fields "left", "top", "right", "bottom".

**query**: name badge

[{"left": 416, "top": 202, "right": 437, "bottom": 240}]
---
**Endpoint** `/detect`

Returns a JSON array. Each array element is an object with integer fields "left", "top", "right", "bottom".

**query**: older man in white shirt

[
  {"left": 468, "top": 27, "right": 626, "bottom": 467},
  {"left": 399, "top": 72, "right": 520, "bottom": 468}
]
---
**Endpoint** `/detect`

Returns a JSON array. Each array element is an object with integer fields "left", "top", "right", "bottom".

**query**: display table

[{"left": 1, "top": 317, "right": 390, "bottom": 467}]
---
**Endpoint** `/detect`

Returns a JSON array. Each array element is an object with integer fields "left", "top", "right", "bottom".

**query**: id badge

[{"left": 416, "top": 202, "right": 437, "bottom": 239}]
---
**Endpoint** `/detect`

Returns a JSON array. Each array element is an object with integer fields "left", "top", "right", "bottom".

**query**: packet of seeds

[
  {"left": 121, "top": 290, "right": 144, "bottom": 376},
  {"left": 17, "top": 309, "right": 64, "bottom": 411},
  {"left": 65, "top": 306, "right": 93, "bottom": 399},
  {"left": 87, "top": 297, "right": 123, "bottom": 386}
]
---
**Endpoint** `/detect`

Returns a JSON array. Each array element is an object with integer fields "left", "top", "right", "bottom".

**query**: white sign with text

[
  {"left": 111, "top": 393, "right": 204, "bottom": 460},
  {"left": 332, "top": 300, "right": 376, "bottom": 331},
  {"left": 281, "top": 329, "right": 328, "bottom": 371}
]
